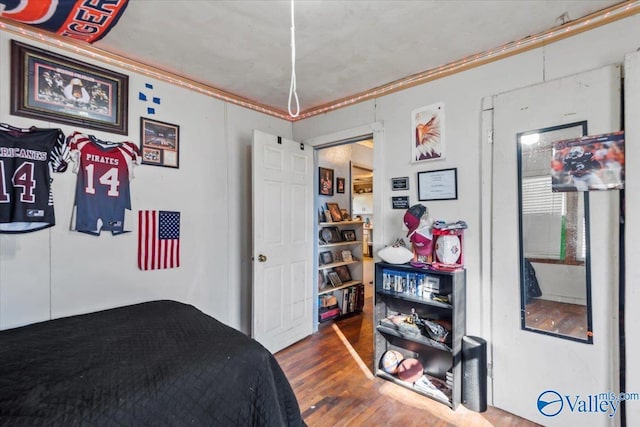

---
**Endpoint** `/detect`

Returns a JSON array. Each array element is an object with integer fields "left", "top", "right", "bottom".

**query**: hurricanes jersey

[
  {"left": 0, "top": 127, "right": 68, "bottom": 233},
  {"left": 68, "top": 132, "right": 140, "bottom": 235}
]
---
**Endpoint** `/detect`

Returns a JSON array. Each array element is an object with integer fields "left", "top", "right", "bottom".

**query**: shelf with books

[
  {"left": 316, "top": 219, "right": 364, "bottom": 325},
  {"left": 374, "top": 261, "right": 466, "bottom": 409}
]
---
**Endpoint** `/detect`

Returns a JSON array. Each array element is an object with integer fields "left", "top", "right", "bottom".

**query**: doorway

[{"left": 314, "top": 136, "right": 376, "bottom": 372}]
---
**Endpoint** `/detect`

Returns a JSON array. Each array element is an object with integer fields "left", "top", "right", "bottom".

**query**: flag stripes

[{"left": 138, "top": 210, "right": 180, "bottom": 270}]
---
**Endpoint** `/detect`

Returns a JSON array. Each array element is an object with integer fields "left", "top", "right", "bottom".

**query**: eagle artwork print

[{"left": 412, "top": 102, "right": 445, "bottom": 162}]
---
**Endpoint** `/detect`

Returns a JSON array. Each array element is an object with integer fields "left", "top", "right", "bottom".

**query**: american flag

[{"left": 138, "top": 210, "right": 180, "bottom": 270}]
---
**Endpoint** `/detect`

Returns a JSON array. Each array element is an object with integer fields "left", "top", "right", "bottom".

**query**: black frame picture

[
  {"left": 327, "top": 271, "right": 342, "bottom": 287},
  {"left": 318, "top": 271, "right": 327, "bottom": 289},
  {"left": 319, "top": 167, "right": 334, "bottom": 196},
  {"left": 336, "top": 177, "right": 345, "bottom": 193},
  {"left": 10, "top": 40, "right": 129, "bottom": 135},
  {"left": 418, "top": 168, "right": 458, "bottom": 201},
  {"left": 140, "top": 117, "right": 180, "bottom": 168},
  {"left": 392, "top": 196, "right": 410, "bottom": 209},
  {"left": 334, "top": 265, "right": 352, "bottom": 283},
  {"left": 341, "top": 229, "right": 357, "bottom": 241},
  {"left": 326, "top": 202, "right": 343, "bottom": 222},
  {"left": 320, "top": 226, "right": 342, "bottom": 244},
  {"left": 320, "top": 251, "right": 334, "bottom": 265},
  {"left": 392, "top": 176, "right": 410, "bottom": 191}
]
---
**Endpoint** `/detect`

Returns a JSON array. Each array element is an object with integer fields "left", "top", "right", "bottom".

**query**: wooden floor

[
  {"left": 524, "top": 298, "right": 588, "bottom": 339},
  {"left": 275, "top": 289, "right": 541, "bottom": 427}
]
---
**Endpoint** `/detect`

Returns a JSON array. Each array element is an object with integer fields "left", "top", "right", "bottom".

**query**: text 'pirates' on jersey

[
  {"left": 68, "top": 132, "right": 140, "bottom": 235},
  {"left": 0, "top": 127, "right": 68, "bottom": 233}
]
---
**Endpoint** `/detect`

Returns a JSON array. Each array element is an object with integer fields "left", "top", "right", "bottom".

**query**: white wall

[
  {"left": 293, "top": 13, "right": 640, "bottom": 425},
  {"left": 0, "top": 32, "right": 290, "bottom": 332},
  {"left": 3, "top": 12, "right": 640, "bottom": 426},
  {"left": 532, "top": 262, "right": 586, "bottom": 304}
]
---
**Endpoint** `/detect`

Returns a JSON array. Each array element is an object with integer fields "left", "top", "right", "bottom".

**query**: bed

[{"left": 0, "top": 300, "right": 306, "bottom": 426}]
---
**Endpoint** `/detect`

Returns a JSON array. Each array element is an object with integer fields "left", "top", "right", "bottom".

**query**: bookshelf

[
  {"left": 317, "top": 220, "right": 365, "bottom": 323},
  {"left": 374, "top": 261, "right": 466, "bottom": 408}
]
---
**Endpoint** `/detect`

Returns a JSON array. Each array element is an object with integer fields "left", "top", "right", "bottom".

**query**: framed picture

[
  {"left": 411, "top": 102, "right": 445, "bottom": 162},
  {"left": 326, "top": 202, "right": 343, "bottom": 222},
  {"left": 341, "top": 229, "right": 357, "bottom": 241},
  {"left": 392, "top": 196, "right": 410, "bottom": 209},
  {"left": 418, "top": 168, "right": 458, "bottom": 201},
  {"left": 10, "top": 40, "right": 128, "bottom": 135},
  {"left": 334, "top": 265, "right": 352, "bottom": 283},
  {"left": 341, "top": 250, "right": 353, "bottom": 262},
  {"left": 392, "top": 176, "right": 410, "bottom": 191},
  {"left": 327, "top": 271, "right": 343, "bottom": 287},
  {"left": 320, "top": 226, "right": 342, "bottom": 244},
  {"left": 318, "top": 271, "right": 327, "bottom": 289},
  {"left": 318, "top": 208, "right": 327, "bottom": 223},
  {"left": 319, "top": 167, "right": 334, "bottom": 196},
  {"left": 336, "top": 177, "right": 345, "bottom": 193},
  {"left": 320, "top": 251, "right": 334, "bottom": 265},
  {"left": 551, "top": 130, "right": 625, "bottom": 192},
  {"left": 340, "top": 209, "right": 351, "bottom": 221},
  {"left": 140, "top": 117, "right": 180, "bottom": 168}
]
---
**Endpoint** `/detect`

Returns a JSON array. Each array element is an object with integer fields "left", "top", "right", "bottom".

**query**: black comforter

[{"left": 0, "top": 300, "right": 305, "bottom": 426}]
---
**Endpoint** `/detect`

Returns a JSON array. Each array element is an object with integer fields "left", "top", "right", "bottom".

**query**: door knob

[{"left": 257, "top": 254, "right": 267, "bottom": 262}]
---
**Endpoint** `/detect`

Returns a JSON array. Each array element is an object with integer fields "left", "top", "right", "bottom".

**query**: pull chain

[{"left": 287, "top": 0, "right": 300, "bottom": 118}]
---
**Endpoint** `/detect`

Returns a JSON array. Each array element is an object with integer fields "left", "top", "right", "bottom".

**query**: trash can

[{"left": 462, "top": 335, "right": 487, "bottom": 412}]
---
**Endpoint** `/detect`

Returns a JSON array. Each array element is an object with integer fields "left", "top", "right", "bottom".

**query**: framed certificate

[{"left": 418, "top": 168, "right": 458, "bottom": 201}]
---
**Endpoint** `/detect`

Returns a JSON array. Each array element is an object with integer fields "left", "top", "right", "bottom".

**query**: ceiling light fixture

[
  {"left": 521, "top": 134, "right": 540, "bottom": 145},
  {"left": 287, "top": 0, "right": 300, "bottom": 118}
]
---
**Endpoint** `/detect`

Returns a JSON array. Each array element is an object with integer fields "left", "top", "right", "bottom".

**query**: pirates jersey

[
  {"left": 0, "top": 127, "right": 68, "bottom": 233},
  {"left": 68, "top": 132, "right": 140, "bottom": 235}
]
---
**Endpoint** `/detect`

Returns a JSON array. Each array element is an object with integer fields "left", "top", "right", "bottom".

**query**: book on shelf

[
  {"left": 413, "top": 375, "right": 451, "bottom": 402},
  {"left": 319, "top": 307, "right": 341, "bottom": 321}
]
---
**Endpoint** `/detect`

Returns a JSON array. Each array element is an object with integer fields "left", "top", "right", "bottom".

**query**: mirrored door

[{"left": 490, "top": 64, "right": 621, "bottom": 425}]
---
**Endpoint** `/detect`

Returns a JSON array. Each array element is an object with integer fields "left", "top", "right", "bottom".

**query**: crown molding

[{"left": 2, "top": 1, "right": 639, "bottom": 123}]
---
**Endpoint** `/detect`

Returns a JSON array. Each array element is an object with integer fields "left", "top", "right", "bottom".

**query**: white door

[
  {"left": 252, "top": 130, "right": 313, "bottom": 354},
  {"left": 491, "top": 65, "right": 621, "bottom": 426}
]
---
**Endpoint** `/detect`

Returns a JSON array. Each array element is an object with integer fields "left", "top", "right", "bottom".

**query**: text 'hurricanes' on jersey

[
  {"left": 0, "top": 127, "right": 68, "bottom": 233},
  {"left": 68, "top": 132, "right": 140, "bottom": 236}
]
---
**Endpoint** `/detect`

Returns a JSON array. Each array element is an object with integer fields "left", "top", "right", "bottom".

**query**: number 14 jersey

[
  {"left": 68, "top": 132, "right": 140, "bottom": 235},
  {"left": 0, "top": 128, "right": 68, "bottom": 233}
]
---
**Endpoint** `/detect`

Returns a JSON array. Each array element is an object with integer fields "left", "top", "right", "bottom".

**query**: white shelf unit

[{"left": 317, "top": 220, "right": 365, "bottom": 322}]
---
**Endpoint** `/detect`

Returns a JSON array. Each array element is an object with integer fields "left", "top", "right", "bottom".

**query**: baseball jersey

[
  {"left": 68, "top": 132, "right": 140, "bottom": 236},
  {"left": 0, "top": 127, "right": 68, "bottom": 233}
]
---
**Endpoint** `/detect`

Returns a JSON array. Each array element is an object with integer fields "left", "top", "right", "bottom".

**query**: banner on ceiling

[{"left": 0, "top": 0, "right": 130, "bottom": 43}]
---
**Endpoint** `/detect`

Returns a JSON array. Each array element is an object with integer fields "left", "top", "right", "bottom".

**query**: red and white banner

[
  {"left": 0, "top": 0, "right": 130, "bottom": 43},
  {"left": 138, "top": 210, "right": 180, "bottom": 270}
]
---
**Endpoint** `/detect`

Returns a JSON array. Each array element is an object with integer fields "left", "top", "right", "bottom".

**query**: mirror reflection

[{"left": 517, "top": 121, "right": 593, "bottom": 343}]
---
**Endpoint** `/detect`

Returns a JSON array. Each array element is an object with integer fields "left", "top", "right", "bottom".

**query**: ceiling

[{"left": 3, "top": 1, "right": 634, "bottom": 119}]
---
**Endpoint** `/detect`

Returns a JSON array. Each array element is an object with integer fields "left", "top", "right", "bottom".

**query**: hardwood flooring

[
  {"left": 275, "top": 288, "right": 541, "bottom": 427},
  {"left": 524, "top": 298, "right": 588, "bottom": 339}
]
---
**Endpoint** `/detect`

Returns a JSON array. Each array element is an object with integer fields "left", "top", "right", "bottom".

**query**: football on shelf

[
  {"left": 377, "top": 245, "right": 413, "bottom": 265},
  {"left": 381, "top": 350, "right": 404, "bottom": 374},
  {"left": 397, "top": 358, "right": 424, "bottom": 383},
  {"left": 434, "top": 234, "right": 461, "bottom": 265}
]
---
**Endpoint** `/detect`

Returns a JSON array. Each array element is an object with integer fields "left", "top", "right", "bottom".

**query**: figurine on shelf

[{"left": 403, "top": 204, "right": 435, "bottom": 266}]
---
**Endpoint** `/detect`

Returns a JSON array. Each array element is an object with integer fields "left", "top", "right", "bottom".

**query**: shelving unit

[
  {"left": 374, "top": 261, "right": 466, "bottom": 408},
  {"left": 317, "top": 220, "right": 365, "bottom": 323}
]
